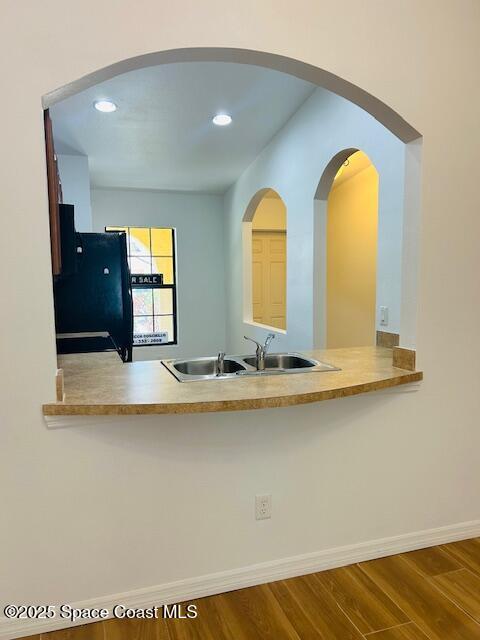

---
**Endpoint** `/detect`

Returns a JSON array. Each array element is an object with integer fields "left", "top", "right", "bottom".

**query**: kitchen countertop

[{"left": 42, "top": 346, "right": 422, "bottom": 416}]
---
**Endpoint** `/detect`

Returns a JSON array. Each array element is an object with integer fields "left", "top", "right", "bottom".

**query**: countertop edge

[{"left": 42, "top": 369, "right": 423, "bottom": 416}]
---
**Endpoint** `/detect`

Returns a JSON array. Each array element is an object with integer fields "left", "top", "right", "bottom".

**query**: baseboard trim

[{"left": 2, "top": 518, "right": 479, "bottom": 640}]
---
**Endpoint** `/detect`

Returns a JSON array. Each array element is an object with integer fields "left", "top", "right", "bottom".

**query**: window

[{"left": 106, "top": 226, "right": 177, "bottom": 346}]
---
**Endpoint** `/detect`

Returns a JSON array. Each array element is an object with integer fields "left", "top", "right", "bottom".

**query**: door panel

[
  {"left": 252, "top": 260, "right": 264, "bottom": 323},
  {"left": 252, "top": 238, "right": 263, "bottom": 254},
  {"left": 269, "top": 238, "right": 285, "bottom": 254},
  {"left": 252, "top": 231, "right": 286, "bottom": 330},
  {"left": 270, "top": 261, "right": 286, "bottom": 303}
]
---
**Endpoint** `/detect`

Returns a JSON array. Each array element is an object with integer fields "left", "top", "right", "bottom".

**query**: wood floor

[{"left": 20, "top": 537, "right": 480, "bottom": 640}]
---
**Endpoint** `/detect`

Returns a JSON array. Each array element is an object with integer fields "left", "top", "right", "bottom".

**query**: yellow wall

[
  {"left": 252, "top": 195, "right": 286, "bottom": 230},
  {"left": 327, "top": 153, "right": 378, "bottom": 348}
]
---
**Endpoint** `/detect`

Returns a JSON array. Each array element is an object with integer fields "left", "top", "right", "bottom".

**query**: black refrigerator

[{"left": 53, "top": 204, "right": 133, "bottom": 362}]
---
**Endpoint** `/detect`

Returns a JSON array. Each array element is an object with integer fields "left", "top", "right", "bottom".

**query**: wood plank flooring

[{"left": 18, "top": 537, "right": 480, "bottom": 640}]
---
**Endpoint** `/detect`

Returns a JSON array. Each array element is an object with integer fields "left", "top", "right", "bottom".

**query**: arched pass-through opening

[
  {"left": 43, "top": 46, "right": 422, "bottom": 353},
  {"left": 42, "top": 48, "right": 420, "bottom": 144},
  {"left": 243, "top": 189, "right": 287, "bottom": 332}
]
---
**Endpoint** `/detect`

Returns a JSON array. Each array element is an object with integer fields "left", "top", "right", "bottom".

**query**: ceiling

[{"left": 51, "top": 62, "right": 316, "bottom": 194}]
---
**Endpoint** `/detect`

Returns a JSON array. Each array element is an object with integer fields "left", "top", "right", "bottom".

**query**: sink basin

[
  {"left": 239, "top": 352, "right": 339, "bottom": 375},
  {"left": 162, "top": 352, "right": 339, "bottom": 381},
  {"left": 243, "top": 354, "right": 317, "bottom": 370},
  {"left": 162, "top": 356, "right": 247, "bottom": 382},
  {"left": 174, "top": 358, "right": 245, "bottom": 376}
]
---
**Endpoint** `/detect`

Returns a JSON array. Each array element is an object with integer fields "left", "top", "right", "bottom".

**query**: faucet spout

[
  {"left": 244, "top": 333, "right": 276, "bottom": 371},
  {"left": 216, "top": 351, "right": 225, "bottom": 376},
  {"left": 264, "top": 333, "right": 275, "bottom": 352}
]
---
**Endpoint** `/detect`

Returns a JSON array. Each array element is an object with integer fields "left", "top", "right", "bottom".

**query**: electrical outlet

[{"left": 255, "top": 494, "right": 272, "bottom": 520}]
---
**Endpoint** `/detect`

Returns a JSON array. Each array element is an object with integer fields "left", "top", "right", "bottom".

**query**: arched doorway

[
  {"left": 314, "top": 149, "right": 379, "bottom": 349},
  {"left": 243, "top": 189, "right": 287, "bottom": 331},
  {"left": 326, "top": 150, "right": 378, "bottom": 348},
  {"left": 43, "top": 48, "right": 420, "bottom": 144}
]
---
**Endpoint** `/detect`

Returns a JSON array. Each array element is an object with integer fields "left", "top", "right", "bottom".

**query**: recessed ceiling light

[
  {"left": 212, "top": 113, "right": 232, "bottom": 126},
  {"left": 94, "top": 100, "right": 117, "bottom": 113}
]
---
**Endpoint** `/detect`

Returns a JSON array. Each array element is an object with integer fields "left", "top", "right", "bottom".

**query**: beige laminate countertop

[{"left": 43, "top": 346, "right": 422, "bottom": 416}]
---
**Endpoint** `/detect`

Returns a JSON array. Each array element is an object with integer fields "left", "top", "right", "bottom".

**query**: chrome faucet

[
  {"left": 244, "top": 333, "right": 275, "bottom": 371},
  {"left": 216, "top": 351, "right": 225, "bottom": 376}
]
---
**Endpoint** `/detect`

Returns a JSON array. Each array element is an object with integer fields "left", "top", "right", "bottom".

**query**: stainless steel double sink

[{"left": 162, "top": 353, "right": 340, "bottom": 382}]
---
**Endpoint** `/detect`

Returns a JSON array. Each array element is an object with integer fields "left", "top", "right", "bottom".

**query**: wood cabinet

[{"left": 44, "top": 109, "right": 62, "bottom": 275}]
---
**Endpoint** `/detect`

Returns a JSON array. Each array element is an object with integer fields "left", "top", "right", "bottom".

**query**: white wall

[
  {"left": 1, "top": 1, "right": 480, "bottom": 633},
  {"left": 91, "top": 188, "right": 226, "bottom": 360},
  {"left": 56, "top": 154, "right": 93, "bottom": 232},
  {"left": 224, "top": 87, "right": 406, "bottom": 354}
]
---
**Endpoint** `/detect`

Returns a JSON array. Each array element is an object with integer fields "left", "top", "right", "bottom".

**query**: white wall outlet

[
  {"left": 255, "top": 494, "right": 272, "bottom": 520},
  {"left": 380, "top": 306, "right": 389, "bottom": 326}
]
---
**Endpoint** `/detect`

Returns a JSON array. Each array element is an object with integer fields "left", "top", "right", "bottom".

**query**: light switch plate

[{"left": 380, "top": 306, "right": 389, "bottom": 326}]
